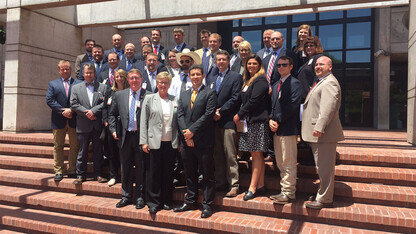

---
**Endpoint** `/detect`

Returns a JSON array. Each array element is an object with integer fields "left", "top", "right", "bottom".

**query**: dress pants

[
  {"left": 309, "top": 142, "right": 337, "bottom": 203},
  {"left": 181, "top": 146, "right": 215, "bottom": 209},
  {"left": 273, "top": 134, "right": 297, "bottom": 198},
  {"left": 119, "top": 131, "right": 144, "bottom": 200},
  {"left": 213, "top": 126, "right": 239, "bottom": 190},
  {"left": 53, "top": 122, "right": 78, "bottom": 174},
  {"left": 104, "top": 126, "right": 120, "bottom": 179},
  {"left": 76, "top": 129, "right": 103, "bottom": 178},
  {"left": 146, "top": 141, "right": 175, "bottom": 209}
]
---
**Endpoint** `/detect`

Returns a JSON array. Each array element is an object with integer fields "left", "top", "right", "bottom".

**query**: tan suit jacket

[{"left": 301, "top": 73, "right": 344, "bottom": 143}]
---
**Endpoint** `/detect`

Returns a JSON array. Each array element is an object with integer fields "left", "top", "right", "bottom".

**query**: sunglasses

[
  {"left": 180, "top": 59, "right": 191, "bottom": 64},
  {"left": 277, "top": 63, "right": 289, "bottom": 68}
]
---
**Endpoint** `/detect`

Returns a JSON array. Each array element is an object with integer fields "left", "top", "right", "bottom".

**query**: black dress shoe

[
  {"left": 243, "top": 190, "right": 256, "bottom": 201},
  {"left": 163, "top": 204, "right": 172, "bottom": 210},
  {"left": 116, "top": 198, "right": 132, "bottom": 208},
  {"left": 173, "top": 203, "right": 196, "bottom": 212},
  {"left": 136, "top": 197, "right": 145, "bottom": 209},
  {"left": 54, "top": 174, "right": 63, "bottom": 182},
  {"left": 67, "top": 173, "right": 77, "bottom": 178},
  {"left": 201, "top": 207, "right": 213, "bottom": 218},
  {"left": 148, "top": 206, "right": 160, "bottom": 214}
]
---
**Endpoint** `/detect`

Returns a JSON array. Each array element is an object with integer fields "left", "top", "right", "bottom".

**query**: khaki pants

[
  {"left": 53, "top": 123, "right": 78, "bottom": 174},
  {"left": 273, "top": 134, "right": 297, "bottom": 198}
]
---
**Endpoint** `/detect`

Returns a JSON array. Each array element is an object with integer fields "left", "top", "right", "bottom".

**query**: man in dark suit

[
  {"left": 70, "top": 63, "right": 107, "bottom": 185},
  {"left": 229, "top": 35, "right": 244, "bottom": 69},
  {"left": 104, "top": 34, "right": 125, "bottom": 61},
  {"left": 268, "top": 56, "right": 303, "bottom": 204},
  {"left": 109, "top": 68, "right": 148, "bottom": 209},
  {"left": 151, "top": 28, "right": 168, "bottom": 64},
  {"left": 174, "top": 64, "right": 217, "bottom": 218},
  {"left": 75, "top": 39, "right": 95, "bottom": 78},
  {"left": 141, "top": 53, "right": 167, "bottom": 93},
  {"left": 256, "top": 30, "right": 274, "bottom": 59},
  {"left": 210, "top": 51, "right": 243, "bottom": 197},
  {"left": 119, "top": 43, "right": 141, "bottom": 72},
  {"left": 97, "top": 52, "right": 120, "bottom": 87},
  {"left": 170, "top": 27, "right": 195, "bottom": 52},
  {"left": 46, "top": 60, "right": 80, "bottom": 181},
  {"left": 204, "top": 33, "right": 222, "bottom": 85},
  {"left": 79, "top": 45, "right": 108, "bottom": 81},
  {"left": 263, "top": 31, "right": 297, "bottom": 86}
]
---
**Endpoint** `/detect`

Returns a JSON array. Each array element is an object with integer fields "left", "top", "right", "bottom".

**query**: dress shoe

[
  {"left": 54, "top": 174, "right": 63, "bottom": 182},
  {"left": 256, "top": 186, "right": 266, "bottom": 196},
  {"left": 243, "top": 190, "right": 256, "bottom": 201},
  {"left": 163, "top": 204, "right": 172, "bottom": 210},
  {"left": 269, "top": 193, "right": 295, "bottom": 204},
  {"left": 148, "top": 206, "right": 160, "bottom": 214},
  {"left": 136, "top": 197, "right": 145, "bottom": 209},
  {"left": 305, "top": 200, "right": 333, "bottom": 209},
  {"left": 67, "top": 173, "right": 77, "bottom": 178},
  {"left": 72, "top": 176, "right": 84, "bottom": 185},
  {"left": 96, "top": 176, "right": 108, "bottom": 183},
  {"left": 173, "top": 203, "right": 196, "bottom": 212},
  {"left": 116, "top": 198, "right": 132, "bottom": 208},
  {"left": 225, "top": 188, "right": 239, "bottom": 197},
  {"left": 201, "top": 207, "right": 213, "bottom": 218},
  {"left": 107, "top": 178, "right": 117, "bottom": 187}
]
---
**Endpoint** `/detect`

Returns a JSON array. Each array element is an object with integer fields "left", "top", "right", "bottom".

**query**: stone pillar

[
  {"left": 374, "top": 8, "right": 391, "bottom": 130},
  {"left": 408, "top": 1, "right": 416, "bottom": 144},
  {"left": 2, "top": 7, "right": 81, "bottom": 132}
]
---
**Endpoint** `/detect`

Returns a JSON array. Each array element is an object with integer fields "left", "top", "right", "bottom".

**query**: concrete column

[
  {"left": 2, "top": 7, "right": 81, "bottom": 132},
  {"left": 408, "top": 1, "right": 416, "bottom": 144},
  {"left": 374, "top": 8, "right": 391, "bottom": 130}
]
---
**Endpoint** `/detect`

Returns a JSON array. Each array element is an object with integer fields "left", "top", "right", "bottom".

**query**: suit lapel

[
  {"left": 92, "top": 82, "right": 100, "bottom": 106},
  {"left": 217, "top": 70, "right": 230, "bottom": 94},
  {"left": 305, "top": 76, "right": 326, "bottom": 104},
  {"left": 153, "top": 94, "right": 163, "bottom": 119},
  {"left": 80, "top": 82, "right": 92, "bottom": 109}
]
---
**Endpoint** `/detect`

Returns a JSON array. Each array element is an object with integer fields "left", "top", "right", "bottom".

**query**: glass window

[
  {"left": 319, "top": 24, "right": 343, "bottom": 50},
  {"left": 232, "top": 31, "right": 238, "bottom": 39},
  {"left": 347, "top": 9, "right": 371, "bottom": 18},
  {"left": 346, "top": 50, "right": 371, "bottom": 63},
  {"left": 265, "top": 16, "right": 287, "bottom": 24},
  {"left": 324, "top": 51, "right": 343, "bottom": 63},
  {"left": 293, "top": 13, "right": 316, "bottom": 22},
  {"left": 347, "top": 22, "right": 371, "bottom": 49},
  {"left": 233, "top": 20, "right": 239, "bottom": 27},
  {"left": 241, "top": 30, "right": 262, "bottom": 52},
  {"left": 242, "top": 18, "right": 262, "bottom": 27},
  {"left": 291, "top": 26, "right": 315, "bottom": 47},
  {"left": 319, "top": 11, "right": 343, "bottom": 20}
]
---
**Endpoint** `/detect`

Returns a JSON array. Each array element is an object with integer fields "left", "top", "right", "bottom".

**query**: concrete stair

[{"left": 0, "top": 130, "right": 414, "bottom": 233}]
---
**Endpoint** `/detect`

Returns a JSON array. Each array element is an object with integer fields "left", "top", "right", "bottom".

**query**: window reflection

[
  {"left": 320, "top": 11, "right": 343, "bottom": 20},
  {"left": 241, "top": 30, "right": 262, "bottom": 52},
  {"left": 293, "top": 13, "right": 316, "bottom": 22},
  {"left": 346, "top": 50, "right": 371, "bottom": 63},
  {"left": 347, "top": 22, "right": 371, "bottom": 49},
  {"left": 347, "top": 9, "right": 371, "bottom": 17},
  {"left": 233, "top": 20, "right": 239, "bottom": 27},
  {"left": 324, "top": 51, "right": 343, "bottom": 63},
  {"left": 265, "top": 16, "right": 287, "bottom": 24},
  {"left": 242, "top": 18, "right": 262, "bottom": 26},
  {"left": 319, "top": 24, "right": 343, "bottom": 50}
]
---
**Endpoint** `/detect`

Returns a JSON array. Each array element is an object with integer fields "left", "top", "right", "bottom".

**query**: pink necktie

[
  {"left": 64, "top": 80, "right": 69, "bottom": 97},
  {"left": 266, "top": 52, "right": 277, "bottom": 85}
]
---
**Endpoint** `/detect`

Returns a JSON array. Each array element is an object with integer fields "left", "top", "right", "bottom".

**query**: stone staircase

[{"left": 0, "top": 130, "right": 414, "bottom": 233}]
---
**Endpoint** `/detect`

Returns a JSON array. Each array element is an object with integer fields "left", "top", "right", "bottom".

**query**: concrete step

[
  {"left": 0, "top": 143, "right": 66, "bottom": 158},
  {"left": 0, "top": 203, "right": 195, "bottom": 234},
  {"left": 0, "top": 132, "right": 59, "bottom": 147},
  {"left": 0, "top": 185, "right": 396, "bottom": 233}
]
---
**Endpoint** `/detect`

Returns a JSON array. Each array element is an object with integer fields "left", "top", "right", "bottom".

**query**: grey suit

[
  {"left": 70, "top": 81, "right": 107, "bottom": 178},
  {"left": 302, "top": 73, "right": 344, "bottom": 203}
]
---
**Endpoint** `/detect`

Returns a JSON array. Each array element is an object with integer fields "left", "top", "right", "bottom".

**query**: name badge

[
  {"left": 242, "top": 86, "right": 248, "bottom": 92},
  {"left": 142, "top": 82, "right": 147, "bottom": 90},
  {"left": 278, "top": 91, "right": 281, "bottom": 99},
  {"left": 107, "top": 97, "right": 112, "bottom": 105},
  {"left": 136, "top": 99, "right": 141, "bottom": 108}
]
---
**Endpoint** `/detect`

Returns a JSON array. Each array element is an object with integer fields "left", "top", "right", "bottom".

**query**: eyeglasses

[
  {"left": 180, "top": 59, "right": 191, "bottom": 64},
  {"left": 277, "top": 63, "right": 289, "bottom": 68}
]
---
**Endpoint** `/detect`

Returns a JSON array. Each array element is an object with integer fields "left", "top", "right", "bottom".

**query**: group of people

[{"left": 46, "top": 25, "right": 344, "bottom": 219}]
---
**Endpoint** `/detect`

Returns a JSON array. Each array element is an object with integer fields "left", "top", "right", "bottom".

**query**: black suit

[
  {"left": 109, "top": 88, "right": 148, "bottom": 201},
  {"left": 169, "top": 43, "right": 195, "bottom": 52},
  {"left": 153, "top": 44, "right": 168, "bottom": 64},
  {"left": 177, "top": 85, "right": 217, "bottom": 208},
  {"left": 262, "top": 48, "right": 298, "bottom": 86},
  {"left": 96, "top": 67, "right": 119, "bottom": 87}
]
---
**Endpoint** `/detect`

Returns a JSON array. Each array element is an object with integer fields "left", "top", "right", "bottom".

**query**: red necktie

[
  {"left": 305, "top": 80, "right": 318, "bottom": 102},
  {"left": 154, "top": 45, "right": 158, "bottom": 54},
  {"left": 276, "top": 79, "right": 282, "bottom": 94}
]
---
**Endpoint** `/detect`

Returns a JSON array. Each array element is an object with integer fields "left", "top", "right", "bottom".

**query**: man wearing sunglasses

[{"left": 268, "top": 56, "right": 303, "bottom": 204}]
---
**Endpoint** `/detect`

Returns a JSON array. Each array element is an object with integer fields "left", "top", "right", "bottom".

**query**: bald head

[
  {"left": 111, "top": 34, "right": 123, "bottom": 50},
  {"left": 232, "top": 36, "right": 244, "bottom": 52},
  {"left": 270, "top": 31, "right": 284, "bottom": 51},
  {"left": 124, "top": 43, "right": 136, "bottom": 60},
  {"left": 315, "top": 56, "right": 333, "bottom": 78}
]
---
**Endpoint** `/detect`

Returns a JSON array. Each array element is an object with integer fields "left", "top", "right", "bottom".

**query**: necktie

[
  {"left": 191, "top": 90, "right": 197, "bottom": 109},
  {"left": 208, "top": 54, "right": 214, "bottom": 71},
  {"left": 202, "top": 48, "right": 209, "bottom": 73},
  {"left": 127, "top": 60, "right": 132, "bottom": 71},
  {"left": 305, "top": 80, "right": 319, "bottom": 102},
  {"left": 95, "top": 62, "right": 101, "bottom": 75},
  {"left": 276, "top": 79, "right": 282, "bottom": 94},
  {"left": 266, "top": 52, "right": 277, "bottom": 85},
  {"left": 88, "top": 54, "right": 94, "bottom": 63},
  {"left": 64, "top": 79, "right": 69, "bottom": 97},
  {"left": 230, "top": 54, "right": 237, "bottom": 68},
  {"left": 109, "top": 69, "right": 114, "bottom": 86},
  {"left": 154, "top": 45, "right": 158, "bottom": 54},
  {"left": 215, "top": 73, "right": 223, "bottom": 93},
  {"left": 151, "top": 72, "right": 156, "bottom": 92},
  {"left": 128, "top": 91, "right": 137, "bottom": 131},
  {"left": 181, "top": 73, "right": 188, "bottom": 92}
]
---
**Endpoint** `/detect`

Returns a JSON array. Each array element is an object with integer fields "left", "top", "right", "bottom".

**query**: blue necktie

[
  {"left": 215, "top": 73, "right": 223, "bottom": 93},
  {"left": 127, "top": 60, "right": 132, "bottom": 71},
  {"left": 128, "top": 91, "right": 137, "bottom": 131},
  {"left": 202, "top": 48, "right": 209, "bottom": 74},
  {"left": 95, "top": 62, "right": 101, "bottom": 75}
]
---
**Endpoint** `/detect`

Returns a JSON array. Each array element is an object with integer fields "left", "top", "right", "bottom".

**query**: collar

[
  {"left": 192, "top": 84, "right": 203, "bottom": 92},
  {"left": 61, "top": 77, "right": 71, "bottom": 82},
  {"left": 219, "top": 68, "right": 229, "bottom": 77},
  {"left": 317, "top": 72, "right": 332, "bottom": 81},
  {"left": 130, "top": 88, "right": 139, "bottom": 96},
  {"left": 272, "top": 47, "right": 283, "bottom": 56},
  {"left": 280, "top": 74, "right": 290, "bottom": 83},
  {"left": 85, "top": 80, "right": 94, "bottom": 86},
  {"left": 176, "top": 42, "right": 184, "bottom": 48}
]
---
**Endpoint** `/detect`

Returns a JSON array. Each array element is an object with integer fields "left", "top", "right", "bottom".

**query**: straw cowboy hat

[{"left": 176, "top": 48, "right": 202, "bottom": 65}]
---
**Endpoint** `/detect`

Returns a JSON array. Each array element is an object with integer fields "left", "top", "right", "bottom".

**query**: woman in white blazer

[{"left": 140, "top": 71, "right": 179, "bottom": 214}]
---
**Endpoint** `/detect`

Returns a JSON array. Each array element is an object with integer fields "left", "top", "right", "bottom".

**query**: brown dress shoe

[
  {"left": 72, "top": 177, "right": 84, "bottom": 185},
  {"left": 225, "top": 188, "right": 239, "bottom": 197},
  {"left": 96, "top": 176, "right": 108, "bottom": 183},
  {"left": 305, "top": 200, "right": 333, "bottom": 209},
  {"left": 270, "top": 193, "right": 295, "bottom": 204}
]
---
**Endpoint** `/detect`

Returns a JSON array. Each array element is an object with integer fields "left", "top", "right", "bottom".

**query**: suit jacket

[
  {"left": 301, "top": 73, "right": 344, "bottom": 143},
  {"left": 230, "top": 56, "right": 243, "bottom": 75},
  {"left": 104, "top": 48, "right": 125, "bottom": 61},
  {"left": 204, "top": 64, "right": 219, "bottom": 86},
  {"left": 139, "top": 93, "right": 179, "bottom": 149},
  {"left": 109, "top": 88, "right": 148, "bottom": 148},
  {"left": 70, "top": 81, "right": 107, "bottom": 133},
  {"left": 209, "top": 70, "right": 243, "bottom": 129},
  {"left": 75, "top": 53, "right": 92, "bottom": 77},
  {"left": 119, "top": 57, "right": 142, "bottom": 71},
  {"left": 177, "top": 85, "right": 217, "bottom": 148},
  {"left": 169, "top": 42, "right": 195, "bottom": 52},
  {"left": 296, "top": 54, "right": 323, "bottom": 101},
  {"left": 141, "top": 68, "right": 168, "bottom": 93},
  {"left": 262, "top": 48, "right": 298, "bottom": 86},
  {"left": 238, "top": 75, "right": 270, "bottom": 124},
  {"left": 270, "top": 75, "right": 303, "bottom": 136},
  {"left": 153, "top": 44, "right": 168, "bottom": 64},
  {"left": 46, "top": 77, "right": 81, "bottom": 129},
  {"left": 256, "top": 47, "right": 272, "bottom": 59},
  {"left": 78, "top": 60, "right": 109, "bottom": 81},
  {"left": 195, "top": 48, "right": 211, "bottom": 59},
  {"left": 96, "top": 67, "right": 119, "bottom": 85}
]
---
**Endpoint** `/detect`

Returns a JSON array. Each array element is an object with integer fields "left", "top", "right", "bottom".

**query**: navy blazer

[
  {"left": 78, "top": 60, "right": 109, "bottom": 81},
  {"left": 210, "top": 70, "right": 243, "bottom": 129},
  {"left": 270, "top": 75, "right": 303, "bottom": 136},
  {"left": 46, "top": 77, "right": 81, "bottom": 129},
  {"left": 104, "top": 48, "right": 125, "bottom": 61},
  {"left": 238, "top": 76, "right": 270, "bottom": 124},
  {"left": 177, "top": 85, "right": 217, "bottom": 148},
  {"left": 205, "top": 64, "right": 219, "bottom": 86},
  {"left": 169, "top": 42, "right": 195, "bottom": 52},
  {"left": 262, "top": 48, "right": 298, "bottom": 86},
  {"left": 118, "top": 57, "right": 142, "bottom": 71}
]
